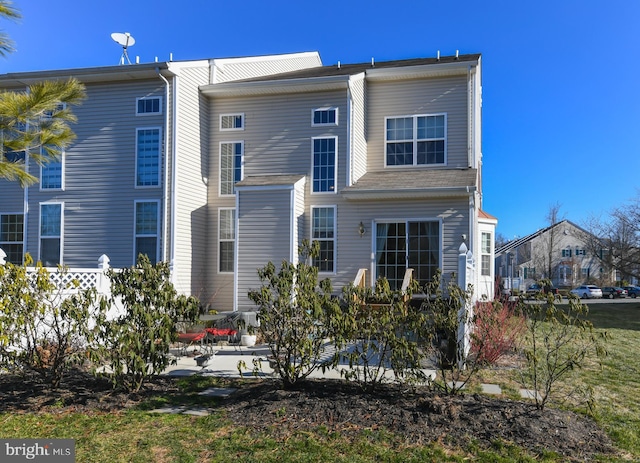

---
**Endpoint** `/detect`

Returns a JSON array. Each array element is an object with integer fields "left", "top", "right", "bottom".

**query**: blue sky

[{"left": 2, "top": 0, "right": 639, "bottom": 241}]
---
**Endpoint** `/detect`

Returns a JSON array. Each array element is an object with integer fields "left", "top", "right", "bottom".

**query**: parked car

[
  {"left": 570, "top": 285, "right": 603, "bottom": 299},
  {"left": 622, "top": 286, "right": 640, "bottom": 298},
  {"left": 525, "top": 283, "right": 561, "bottom": 299},
  {"left": 601, "top": 286, "right": 628, "bottom": 299}
]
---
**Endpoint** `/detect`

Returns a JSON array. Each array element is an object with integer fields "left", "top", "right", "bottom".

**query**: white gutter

[{"left": 346, "top": 79, "right": 353, "bottom": 187}]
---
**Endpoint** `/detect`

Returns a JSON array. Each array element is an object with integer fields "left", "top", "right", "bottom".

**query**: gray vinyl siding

[
  {"left": 367, "top": 75, "right": 469, "bottom": 171},
  {"left": 349, "top": 75, "right": 367, "bottom": 183},
  {"left": 172, "top": 65, "right": 210, "bottom": 298},
  {"left": 0, "top": 180, "right": 24, "bottom": 211},
  {"left": 209, "top": 89, "right": 348, "bottom": 194},
  {"left": 206, "top": 90, "right": 349, "bottom": 310},
  {"left": 25, "top": 79, "right": 166, "bottom": 268},
  {"left": 236, "top": 188, "right": 294, "bottom": 311}
]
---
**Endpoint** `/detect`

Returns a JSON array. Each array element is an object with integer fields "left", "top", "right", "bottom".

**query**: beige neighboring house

[{"left": 495, "top": 219, "right": 612, "bottom": 292}]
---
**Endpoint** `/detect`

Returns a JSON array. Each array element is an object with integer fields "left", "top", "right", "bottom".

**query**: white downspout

[
  {"left": 156, "top": 69, "right": 170, "bottom": 263},
  {"left": 157, "top": 68, "right": 177, "bottom": 280}
]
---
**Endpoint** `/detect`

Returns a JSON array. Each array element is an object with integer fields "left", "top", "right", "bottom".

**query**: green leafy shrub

[
  {"left": 94, "top": 255, "right": 200, "bottom": 392},
  {"left": 518, "top": 294, "right": 607, "bottom": 411},
  {"left": 246, "top": 242, "right": 341, "bottom": 389},
  {"left": 0, "top": 256, "right": 102, "bottom": 387}
]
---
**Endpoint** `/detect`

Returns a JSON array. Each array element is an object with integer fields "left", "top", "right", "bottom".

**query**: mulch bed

[{"left": 0, "top": 371, "right": 617, "bottom": 461}]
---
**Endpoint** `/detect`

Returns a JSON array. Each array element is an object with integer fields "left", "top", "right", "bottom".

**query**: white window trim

[
  {"left": 218, "top": 207, "right": 236, "bottom": 274},
  {"left": 220, "top": 113, "right": 245, "bottom": 131},
  {"left": 39, "top": 150, "right": 65, "bottom": 191},
  {"left": 38, "top": 202, "right": 64, "bottom": 266},
  {"left": 311, "top": 107, "right": 339, "bottom": 127},
  {"left": 384, "top": 113, "right": 447, "bottom": 168},
  {"left": 133, "top": 199, "right": 160, "bottom": 264},
  {"left": 135, "top": 127, "right": 162, "bottom": 188},
  {"left": 310, "top": 205, "right": 337, "bottom": 274},
  {"left": 311, "top": 136, "right": 338, "bottom": 195},
  {"left": 136, "top": 96, "right": 163, "bottom": 116},
  {"left": 219, "top": 140, "right": 244, "bottom": 197}
]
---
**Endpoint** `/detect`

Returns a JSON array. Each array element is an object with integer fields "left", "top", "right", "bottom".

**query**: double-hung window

[
  {"left": 40, "top": 150, "right": 63, "bottom": 190},
  {"left": 220, "top": 114, "right": 244, "bottom": 131},
  {"left": 385, "top": 114, "right": 446, "bottom": 166},
  {"left": 220, "top": 141, "right": 243, "bottom": 196},
  {"left": 312, "top": 107, "right": 338, "bottom": 126},
  {"left": 561, "top": 248, "right": 572, "bottom": 258},
  {"left": 136, "top": 97, "right": 162, "bottom": 115},
  {"left": 481, "top": 232, "right": 492, "bottom": 276},
  {"left": 0, "top": 213, "right": 24, "bottom": 264},
  {"left": 311, "top": 206, "right": 336, "bottom": 273},
  {"left": 134, "top": 201, "right": 159, "bottom": 264},
  {"left": 312, "top": 137, "right": 336, "bottom": 193},
  {"left": 218, "top": 208, "right": 235, "bottom": 273},
  {"left": 136, "top": 128, "right": 161, "bottom": 187},
  {"left": 40, "top": 203, "right": 62, "bottom": 266}
]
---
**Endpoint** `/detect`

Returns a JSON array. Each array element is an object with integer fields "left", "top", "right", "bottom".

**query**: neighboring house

[
  {"left": 1, "top": 51, "right": 496, "bottom": 310},
  {"left": 495, "top": 219, "right": 613, "bottom": 291}
]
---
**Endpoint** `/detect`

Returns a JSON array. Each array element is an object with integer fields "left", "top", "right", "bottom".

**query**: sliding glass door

[{"left": 375, "top": 220, "right": 440, "bottom": 289}]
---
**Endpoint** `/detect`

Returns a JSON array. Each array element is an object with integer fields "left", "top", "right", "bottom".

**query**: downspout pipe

[{"left": 156, "top": 68, "right": 172, "bottom": 266}]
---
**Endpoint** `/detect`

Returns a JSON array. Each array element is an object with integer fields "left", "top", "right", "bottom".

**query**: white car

[{"left": 570, "top": 285, "right": 603, "bottom": 299}]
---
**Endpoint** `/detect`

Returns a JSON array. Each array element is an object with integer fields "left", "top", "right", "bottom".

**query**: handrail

[
  {"left": 401, "top": 268, "right": 414, "bottom": 293},
  {"left": 353, "top": 268, "right": 367, "bottom": 288}
]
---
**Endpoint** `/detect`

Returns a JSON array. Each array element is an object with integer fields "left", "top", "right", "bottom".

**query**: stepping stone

[
  {"left": 182, "top": 408, "right": 210, "bottom": 417},
  {"left": 446, "top": 381, "right": 466, "bottom": 389},
  {"left": 149, "top": 406, "right": 211, "bottom": 416},
  {"left": 149, "top": 406, "right": 187, "bottom": 415},
  {"left": 198, "top": 387, "right": 238, "bottom": 398},
  {"left": 481, "top": 383, "right": 502, "bottom": 395},
  {"left": 519, "top": 389, "right": 542, "bottom": 400}
]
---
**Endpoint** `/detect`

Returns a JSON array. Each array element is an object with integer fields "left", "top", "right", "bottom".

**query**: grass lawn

[{"left": 0, "top": 301, "right": 638, "bottom": 462}]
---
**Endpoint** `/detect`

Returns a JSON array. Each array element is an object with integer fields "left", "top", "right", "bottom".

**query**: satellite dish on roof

[{"left": 111, "top": 32, "right": 135, "bottom": 65}]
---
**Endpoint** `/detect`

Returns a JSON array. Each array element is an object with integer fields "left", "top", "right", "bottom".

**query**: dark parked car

[
  {"left": 623, "top": 286, "right": 640, "bottom": 298},
  {"left": 525, "top": 283, "right": 561, "bottom": 299},
  {"left": 601, "top": 286, "right": 628, "bottom": 299}
]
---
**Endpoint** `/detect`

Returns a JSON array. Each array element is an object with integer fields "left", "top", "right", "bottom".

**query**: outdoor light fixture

[{"left": 358, "top": 221, "right": 366, "bottom": 237}]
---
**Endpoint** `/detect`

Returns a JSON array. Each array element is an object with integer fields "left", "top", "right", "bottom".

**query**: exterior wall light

[{"left": 358, "top": 221, "right": 366, "bottom": 237}]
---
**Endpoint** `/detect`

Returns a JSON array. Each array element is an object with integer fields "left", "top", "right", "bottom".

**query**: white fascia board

[
  {"left": 212, "top": 51, "right": 321, "bottom": 67},
  {"left": 366, "top": 59, "right": 479, "bottom": 82}
]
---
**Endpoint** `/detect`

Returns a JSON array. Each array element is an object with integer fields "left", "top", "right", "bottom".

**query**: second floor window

[
  {"left": 220, "top": 141, "right": 243, "bottom": 195},
  {"left": 136, "top": 128, "right": 161, "bottom": 187},
  {"left": 386, "top": 114, "right": 446, "bottom": 166},
  {"left": 312, "top": 137, "right": 336, "bottom": 193},
  {"left": 220, "top": 114, "right": 244, "bottom": 131},
  {"left": 40, "top": 151, "right": 63, "bottom": 190},
  {"left": 136, "top": 97, "right": 162, "bottom": 115},
  {"left": 562, "top": 248, "right": 572, "bottom": 258},
  {"left": 312, "top": 108, "right": 337, "bottom": 126}
]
